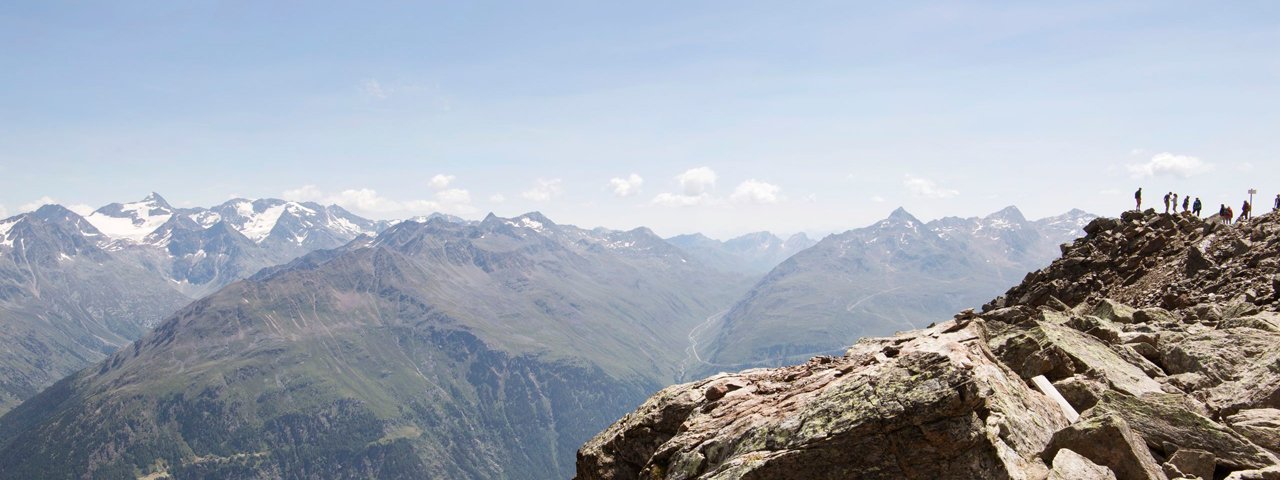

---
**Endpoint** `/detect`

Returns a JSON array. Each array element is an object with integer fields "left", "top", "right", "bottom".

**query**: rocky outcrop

[
  {"left": 578, "top": 319, "right": 1069, "bottom": 479},
  {"left": 579, "top": 210, "right": 1280, "bottom": 479}
]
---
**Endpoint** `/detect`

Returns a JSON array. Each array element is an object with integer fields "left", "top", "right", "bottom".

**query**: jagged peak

[
  {"left": 516, "top": 211, "right": 556, "bottom": 227},
  {"left": 142, "top": 192, "right": 172, "bottom": 209},
  {"left": 882, "top": 207, "right": 923, "bottom": 227},
  {"left": 984, "top": 205, "right": 1027, "bottom": 224}
]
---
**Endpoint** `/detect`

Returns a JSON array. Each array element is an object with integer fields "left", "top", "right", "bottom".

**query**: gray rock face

[
  {"left": 1227, "top": 409, "right": 1280, "bottom": 452},
  {"left": 577, "top": 320, "right": 1069, "bottom": 479},
  {"left": 1165, "top": 448, "right": 1215, "bottom": 480},
  {"left": 1051, "top": 449, "right": 1118, "bottom": 480},
  {"left": 1042, "top": 414, "right": 1167, "bottom": 480}
]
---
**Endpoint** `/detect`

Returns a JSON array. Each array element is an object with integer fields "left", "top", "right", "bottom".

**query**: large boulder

[
  {"left": 1042, "top": 414, "right": 1167, "bottom": 480},
  {"left": 1164, "top": 448, "right": 1215, "bottom": 480},
  {"left": 990, "top": 320, "right": 1164, "bottom": 397},
  {"left": 576, "top": 320, "right": 1069, "bottom": 479},
  {"left": 1208, "top": 349, "right": 1280, "bottom": 416},
  {"left": 1086, "top": 391, "right": 1278, "bottom": 470},
  {"left": 1227, "top": 409, "right": 1280, "bottom": 452},
  {"left": 1050, "top": 448, "right": 1118, "bottom": 480}
]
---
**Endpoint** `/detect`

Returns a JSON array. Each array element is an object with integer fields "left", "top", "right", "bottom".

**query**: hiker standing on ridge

[
  {"left": 1242, "top": 200, "right": 1252, "bottom": 222},
  {"left": 1274, "top": 194, "right": 1279, "bottom": 212},
  {"left": 1182, "top": 195, "right": 1190, "bottom": 213},
  {"left": 1193, "top": 197, "right": 1203, "bottom": 217},
  {"left": 1228, "top": 205, "right": 1235, "bottom": 224},
  {"left": 1164, "top": 192, "right": 1171, "bottom": 213},
  {"left": 1219, "top": 204, "right": 1228, "bottom": 224},
  {"left": 1172, "top": 193, "right": 1179, "bottom": 212},
  {"left": 1135, "top": 188, "right": 1143, "bottom": 210}
]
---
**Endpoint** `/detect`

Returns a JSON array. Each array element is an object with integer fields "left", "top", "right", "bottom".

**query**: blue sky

[{"left": 1, "top": 1, "right": 1277, "bottom": 237}]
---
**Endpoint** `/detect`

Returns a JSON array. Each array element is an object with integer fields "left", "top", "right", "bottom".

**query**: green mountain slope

[{"left": 0, "top": 213, "right": 748, "bottom": 479}]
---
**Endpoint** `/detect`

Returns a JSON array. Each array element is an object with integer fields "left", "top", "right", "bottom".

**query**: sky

[{"left": 1, "top": 1, "right": 1277, "bottom": 238}]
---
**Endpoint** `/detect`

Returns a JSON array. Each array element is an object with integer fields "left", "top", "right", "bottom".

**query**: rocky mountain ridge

[
  {"left": 578, "top": 208, "right": 1280, "bottom": 479},
  {"left": 697, "top": 206, "right": 1095, "bottom": 373}
]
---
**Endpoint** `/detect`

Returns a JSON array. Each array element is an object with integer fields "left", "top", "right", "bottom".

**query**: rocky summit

[{"left": 577, "top": 209, "right": 1280, "bottom": 480}]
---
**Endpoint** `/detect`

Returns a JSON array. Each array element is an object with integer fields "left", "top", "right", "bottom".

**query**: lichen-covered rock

[
  {"left": 1227, "top": 409, "right": 1280, "bottom": 452},
  {"left": 1086, "top": 391, "right": 1278, "bottom": 470},
  {"left": 990, "top": 320, "right": 1164, "bottom": 397},
  {"left": 576, "top": 320, "right": 1069, "bottom": 479},
  {"left": 1042, "top": 414, "right": 1167, "bottom": 480}
]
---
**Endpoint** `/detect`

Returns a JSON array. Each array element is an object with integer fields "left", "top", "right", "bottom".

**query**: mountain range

[
  {"left": 0, "top": 200, "right": 1095, "bottom": 478},
  {"left": 665, "top": 231, "right": 816, "bottom": 274},
  {"left": 696, "top": 206, "right": 1096, "bottom": 373},
  {"left": 0, "top": 193, "right": 395, "bottom": 413},
  {"left": 0, "top": 212, "right": 749, "bottom": 479}
]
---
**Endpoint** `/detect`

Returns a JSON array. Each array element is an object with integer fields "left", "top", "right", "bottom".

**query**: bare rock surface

[
  {"left": 1050, "top": 448, "right": 1118, "bottom": 480},
  {"left": 578, "top": 320, "right": 1068, "bottom": 479}
]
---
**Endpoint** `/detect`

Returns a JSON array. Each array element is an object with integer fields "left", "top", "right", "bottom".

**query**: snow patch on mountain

[
  {"left": 240, "top": 204, "right": 287, "bottom": 242},
  {"left": 86, "top": 202, "right": 173, "bottom": 243}
]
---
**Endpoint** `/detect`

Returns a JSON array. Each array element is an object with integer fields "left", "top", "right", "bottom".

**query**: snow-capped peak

[{"left": 85, "top": 193, "right": 176, "bottom": 243}]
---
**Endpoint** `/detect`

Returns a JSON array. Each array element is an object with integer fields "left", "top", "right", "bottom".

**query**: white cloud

[
  {"left": 282, "top": 185, "right": 325, "bottom": 202},
  {"left": 282, "top": 185, "right": 474, "bottom": 216},
  {"left": 608, "top": 174, "right": 644, "bottom": 197},
  {"left": 67, "top": 204, "right": 94, "bottom": 216},
  {"left": 360, "top": 78, "right": 389, "bottom": 100},
  {"left": 18, "top": 196, "right": 59, "bottom": 213},
  {"left": 428, "top": 174, "right": 455, "bottom": 189},
  {"left": 650, "top": 167, "right": 722, "bottom": 207},
  {"left": 1237, "top": 162, "right": 1255, "bottom": 172},
  {"left": 730, "top": 180, "right": 782, "bottom": 204},
  {"left": 676, "top": 167, "right": 717, "bottom": 196},
  {"left": 522, "top": 178, "right": 564, "bottom": 202},
  {"left": 871, "top": 195, "right": 887, "bottom": 203},
  {"left": 332, "top": 188, "right": 405, "bottom": 213},
  {"left": 651, "top": 192, "right": 714, "bottom": 207},
  {"left": 435, "top": 188, "right": 471, "bottom": 204},
  {"left": 1126, "top": 152, "right": 1214, "bottom": 179},
  {"left": 489, "top": 194, "right": 507, "bottom": 203},
  {"left": 903, "top": 175, "right": 959, "bottom": 198}
]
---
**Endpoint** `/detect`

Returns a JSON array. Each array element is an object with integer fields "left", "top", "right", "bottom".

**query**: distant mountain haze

[{"left": 696, "top": 206, "right": 1096, "bottom": 374}]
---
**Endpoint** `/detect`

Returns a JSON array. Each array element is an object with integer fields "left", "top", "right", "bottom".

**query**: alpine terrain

[
  {"left": 0, "top": 213, "right": 749, "bottom": 479},
  {"left": 0, "top": 193, "right": 393, "bottom": 414},
  {"left": 579, "top": 208, "right": 1280, "bottom": 479}
]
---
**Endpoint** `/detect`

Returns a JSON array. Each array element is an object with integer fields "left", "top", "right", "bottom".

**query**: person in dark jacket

[
  {"left": 1135, "top": 188, "right": 1143, "bottom": 210},
  {"left": 1182, "top": 196, "right": 1190, "bottom": 213},
  {"left": 1164, "top": 192, "right": 1171, "bottom": 213},
  {"left": 1242, "top": 200, "right": 1252, "bottom": 222},
  {"left": 1193, "top": 197, "right": 1202, "bottom": 217},
  {"left": 1274, "top": 194, "right": 1279, "bottom": 212}
]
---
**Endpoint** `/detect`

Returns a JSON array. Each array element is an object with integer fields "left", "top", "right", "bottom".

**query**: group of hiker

[{"left": 1132, "top": 188, "right": 1279, "bottom": 225}]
